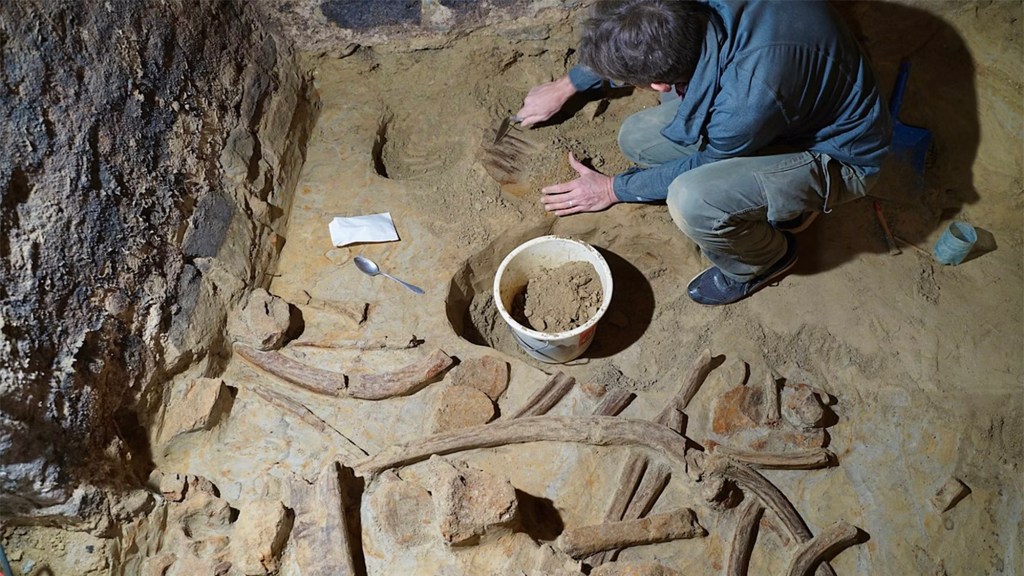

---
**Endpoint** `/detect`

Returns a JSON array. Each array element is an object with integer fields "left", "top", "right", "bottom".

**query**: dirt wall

[
  {"left": 255, "top": 0, "right": 575, "bottom": 54},
  {"left": 0, "top": 0, "right": 316, "bottom": 516}
]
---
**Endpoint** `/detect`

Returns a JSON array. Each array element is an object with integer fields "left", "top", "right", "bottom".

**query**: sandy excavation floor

[{"left": 157, "top": 13, "right": 1022, "bottom": 576}]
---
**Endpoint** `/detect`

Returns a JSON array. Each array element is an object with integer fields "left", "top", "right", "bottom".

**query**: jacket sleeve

[
  {"left": 567, "top": 64, "right": 605, "bottom": 91},
  {"left": 613, "top": 65, "right": 790, "bottom": 202}
]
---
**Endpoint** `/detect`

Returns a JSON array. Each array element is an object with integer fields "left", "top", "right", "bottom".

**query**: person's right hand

[{"left": 515, "top": 75, "right": 577, "bottom": 128}]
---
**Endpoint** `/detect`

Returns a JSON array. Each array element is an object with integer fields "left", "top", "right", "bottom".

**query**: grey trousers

[{"left": 618, "top": 96, "right": 879, "bottom": 281}]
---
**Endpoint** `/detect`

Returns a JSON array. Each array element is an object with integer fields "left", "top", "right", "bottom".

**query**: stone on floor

[
  {"left": 451, "top": 355, "right": 510, "bottom": 402},
  {"left": 228, "top": 288, "right": 294, "bottom": 350},
  {"left": 160, "top": 377, "right": 232, "bottom": 442},
  {"left": 431, "top": 383, "right": 497, "bottom": 433},
  {"left": 426, "top": 456, "right": 519, "bottom": 546},
  {"left": 229, "top": 499, "right": 292, "bottom": 575}
]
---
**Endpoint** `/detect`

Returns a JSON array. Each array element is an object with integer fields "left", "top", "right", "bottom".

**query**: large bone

[
  {"left": 786, "top": 521, "right": 862, "bottom": 576},
  {"left": 250, "top": 385, "right": 367, "bottom": 461},
  {"left": 354, "top": 416, "right": 692, "bottom": 478},
  {"left": 593, "top": 388, "right": 636, "bottom": 416},
  {"left": 655, "top": 348, "right": 714, "bottom": 429},
  {"left": 706, "top": 455, "right": 837, "bottom": 576},
  {"left": 290, "top": 462, "right": 360, "bottom": 576},
  {"left": 235, "top": 344, "right": 452, "bottom": 400},
  {"left": 510, "top": 372, "right": 575, "bottom": 418},
  {"left": 727, "top": 499, "right": 765, "bottom": 576},
  {"left": 556, "top": 508, "right": 705, "bottom": 558},
  {"left": 711, "top": 445, "right": 836, "bottom": 470}
]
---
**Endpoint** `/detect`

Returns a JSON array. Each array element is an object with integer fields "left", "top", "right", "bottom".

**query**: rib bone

[
  {"left": 760, "top": 372, "right": 781, "bottom": 426},
  {"left": 235, "top": 344, "right": 452, "bottom": 400},
  {"left": 706, "top": 455, "right": 838, "bottom": 576},
  {"left": 623, "top": 462, "right": 671, "bottom": 520},
  {"left": 592, "top": 388, "right": 636, "bottom": 416},
  {"left": 354, "top": 416, "right": 692, "bottom": 478},
  {"left": 250, "top": 385, "right": 367, "bottom": 461},
  {"left": 786, "top": 521, "right": 862, "bottom": 576},
  {"left": 655, "top": 348, "right": 714, "bottom": 427},
  {"left": 727, "top": 499, "right": 765, "bottom": 576},
  {"left": 290, "top": 462, "right": 360, "bottom": 576},
  {"left": 510, "top": 372, "right": 575, "bottom": 418}
]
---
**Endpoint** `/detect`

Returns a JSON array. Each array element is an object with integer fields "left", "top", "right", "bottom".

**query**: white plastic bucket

[{"left": 493, "top": 236, "right": 613, "bottom": 364}]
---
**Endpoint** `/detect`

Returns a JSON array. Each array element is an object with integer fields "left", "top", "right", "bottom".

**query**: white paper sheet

[{"left": 328, "top": 212, "right": 399, "bottom": 247}]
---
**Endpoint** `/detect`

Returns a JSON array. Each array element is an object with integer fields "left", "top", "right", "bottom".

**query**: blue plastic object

[
  {"left": 889, "top": 59, "right": 933, "bottom": 176},
  {"left": 0, "top": 539, "right": 12, "bottom": 576},
  {"left": 933, "top": 220, "right": 977, "bottom": 265}
]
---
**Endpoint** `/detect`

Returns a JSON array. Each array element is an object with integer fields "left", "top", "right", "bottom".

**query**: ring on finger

[{"left": 569, "top": 200, "right": 574, "bottom": 208}]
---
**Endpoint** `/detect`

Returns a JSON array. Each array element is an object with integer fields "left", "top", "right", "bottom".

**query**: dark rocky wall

[{"left": 0, "top": 0, "right": 316, "bottom": 515}]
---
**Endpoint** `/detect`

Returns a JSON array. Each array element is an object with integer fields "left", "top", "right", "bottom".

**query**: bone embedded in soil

[{"left": 511, "top": 261, "right": 603, "bottom": 333}]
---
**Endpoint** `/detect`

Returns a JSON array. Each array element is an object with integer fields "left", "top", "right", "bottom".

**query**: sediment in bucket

[{"left": 493, "top": 236, "right": 613, "bottom": 364}]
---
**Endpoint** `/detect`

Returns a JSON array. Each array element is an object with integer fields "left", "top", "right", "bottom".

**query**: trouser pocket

[
  {"left": 752, "top": 151, "right": 825, "bottom": 222},
  {"left": 753, "top": 152, "right": 873, "bottom": 218}
]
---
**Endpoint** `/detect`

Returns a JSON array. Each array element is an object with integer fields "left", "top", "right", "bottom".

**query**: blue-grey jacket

[{"left": 567, "top": 0, "right": 892, "bottom": 202}]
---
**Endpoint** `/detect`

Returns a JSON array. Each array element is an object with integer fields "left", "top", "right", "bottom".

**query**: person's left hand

[{"left": 540, "top": 152, "right": 618, "bottom": 216}]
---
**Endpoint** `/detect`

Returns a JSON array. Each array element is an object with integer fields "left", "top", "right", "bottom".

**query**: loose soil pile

[{"left": 511, "top": 261, "right": 603, "bottom": 333}]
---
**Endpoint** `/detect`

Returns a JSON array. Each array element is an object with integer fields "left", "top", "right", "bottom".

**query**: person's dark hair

[{"left": 578, "top": 0, "right": 710, "bottom": 86}]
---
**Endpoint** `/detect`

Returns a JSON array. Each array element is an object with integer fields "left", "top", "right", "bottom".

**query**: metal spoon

[{"left": 353, "top": 256, "right": 424, "bottom": 295}]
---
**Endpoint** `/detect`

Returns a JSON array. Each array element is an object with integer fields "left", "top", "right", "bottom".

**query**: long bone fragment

[
  {"left": 509, "top": 372, "right": 575, "bottom": 418},
  {"left": 556, "top": 508, "right": 705, "bottom": 559},
  {"left": 354, "top": 416, "right": 692, "bottom": 478},
  {"left": 786, "top": 521, "right": 862, "bottom": 576},
  {"left": 606, "top": 453, "right": 648, "bottom": 522},
  {"left": 655, "top": 348, "right": 714, "bottom": 432},
  {"left": 592, "top": 388, "right": 636, "bottom": 416},
  {"left": 727, "top": 499, "right": 765, "bottom": 576},
  {"left": 235, "top": 343, "right": 453, "bottom": 400},
  {"left": 590, "top": 460, "right": 673, "bottom": 567},
  {"left": 760, "top": 371, "right": 781, "bottom": 426},
  {"left": 250, "top": 385, "right": 367, "bottom": 461},
  {"left": 291, "top": 335, "right": 424, "bottom": 350},
  {"left": 705, "top": 455, "right": 838, "bottom": 576},
  {"left": 586, "top": 452, "right": 649, "bottom": 566},
  {"left": 711, "top": 445, "right": 836, "bottom": 470},
  {"left": 291, "top": 462, "right": 360, "bottom": 576},
  {"left": 623, "top": 462, "right": 671, "bottom": 520}
]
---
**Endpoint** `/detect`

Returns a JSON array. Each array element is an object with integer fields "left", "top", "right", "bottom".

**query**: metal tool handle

[{"left": 380, "top": 272, "right": 425, "bottom": 295}]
